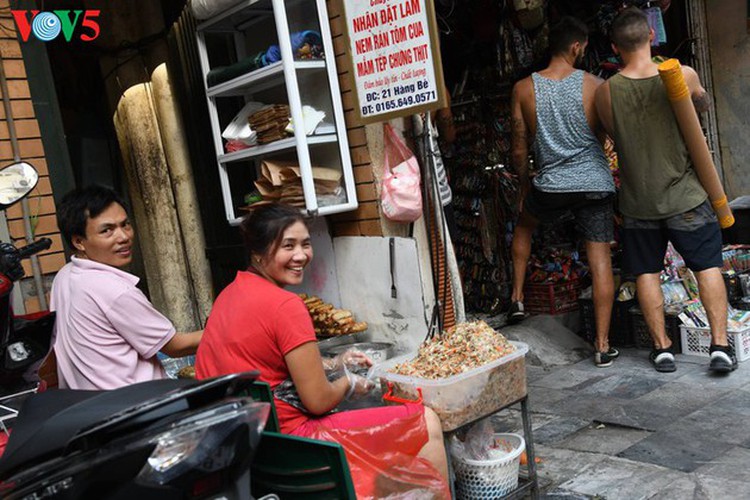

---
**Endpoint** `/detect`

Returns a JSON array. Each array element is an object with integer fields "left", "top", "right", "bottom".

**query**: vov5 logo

[{"left": 11, "top": 10, "right": 101, "bottom": 42}]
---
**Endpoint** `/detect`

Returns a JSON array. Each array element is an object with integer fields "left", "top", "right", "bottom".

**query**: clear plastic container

[
  {"left": 158, "top": 354, "right": 196, "bottom": 379},
  {"left": 370, "top": 341, "right": 529, "bottom": 432}
]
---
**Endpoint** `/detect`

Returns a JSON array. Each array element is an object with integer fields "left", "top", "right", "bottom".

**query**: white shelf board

[
  {"left": 197, "top": 0, "right": 308, "bottom": 32},
  {"left": 217, "top": 133, "right": 338, "bottom": 164},
  {"left": 197, "top": 0, "right": 272, "bottom": 32},
  {"left": 206, "top": 60, "right": 326, "bottom": 98}
]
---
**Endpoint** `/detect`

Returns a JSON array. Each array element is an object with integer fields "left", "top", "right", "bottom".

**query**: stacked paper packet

[
  {"left": 254, "top": 160, "right": 342, "bottom": 207},
  {"left": 248, "top": 104, "right": 291, "bottom": 144}
]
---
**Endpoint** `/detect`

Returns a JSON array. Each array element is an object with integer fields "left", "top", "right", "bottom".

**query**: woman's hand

[
  {"left": 344, "top": 367, "right": 375, "bottom": 400},
  {"left": 286, "top": 344, "right": 373, "bottom": 414},
  {"left": 341, "top": 348, "right": 373, "bottom": 369},
  {"left": 327, "top": 348, "right": 373, "bottom": 372}
]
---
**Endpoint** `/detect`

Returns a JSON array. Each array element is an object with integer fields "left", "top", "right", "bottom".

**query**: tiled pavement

[{"left": 490, "top": 348, "right": 750, "bottom": 499}]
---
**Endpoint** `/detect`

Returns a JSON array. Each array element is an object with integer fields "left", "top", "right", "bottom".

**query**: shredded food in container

[{"left": 391, "top": 320, "right": 516, "bottom": 379}]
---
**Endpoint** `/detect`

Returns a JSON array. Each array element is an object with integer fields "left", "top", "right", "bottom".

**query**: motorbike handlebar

[{"left": 17, "top": 238, "right": 52, "bottom": 259}]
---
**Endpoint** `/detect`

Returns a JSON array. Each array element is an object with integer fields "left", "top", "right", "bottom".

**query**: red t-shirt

[{"left": 195, "top": 271, "right": 316, "bottom": 433}]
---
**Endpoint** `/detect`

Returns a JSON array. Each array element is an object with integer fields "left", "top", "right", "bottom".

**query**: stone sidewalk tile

[
  {"left": 532, "top": 368, "right": 610, "bottom": 391},
  {"left": 616, "top": 429, "right": 735, "bottom": 472},
  {"left": 576, "top": 372, "right": 669, "bottom": 400},
  {"left": 556, "top": 422, "right": 652, "bottom": 455},
  {"left": 652, "top": 475, "right": 750, "bottom": 499},
  {"left": 673, "top": 362, "right": 750, "bottom": 390},
  {"left": 527, "top": 364, "right": 551, "bottom": 383},
  {"left": 707, "top": 388, "right": 750, "bottom": 416},
  {"left": 693, "top": 446, "right": 750, "bottom": 479},
  {"left": 545, "top": 393, "right": 629, "bottom": 421},
  {"left": 593, "top": 380, "right": 728, "bottom": 432},
  {"left": 674, "top": 406, "right": 750, "bottom": 445},
  {"left": 525, "top": 386, "right": 575, "bottom": 414},
  {"left": 547, "top": 449, "right": 685, "bottom": 499},
  {"left": 532, "top": 416, "right": 591, "bottom": 445}
]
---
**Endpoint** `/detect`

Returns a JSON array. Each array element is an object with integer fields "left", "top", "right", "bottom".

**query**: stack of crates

[
  {"left": 523, "top": 278, "right": 582, "bottom": 316},
  {"left": 630, "top": 307, "right": 682, "bottom": 353},
  {"left": 578, "top": 298, "right": 637, "bottom": 346}
]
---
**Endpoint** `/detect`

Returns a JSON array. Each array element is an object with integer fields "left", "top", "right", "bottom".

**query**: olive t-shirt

[{"left": 609, "top": 73, "right": 707, "bottom": 219}]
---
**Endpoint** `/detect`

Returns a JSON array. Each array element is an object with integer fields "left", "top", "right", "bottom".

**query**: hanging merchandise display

[
  {"left": 513, "top": 0, "right": 545, "bottom": 30},
  {"left": 646, "top": 4, "right": 668, "bottom": 46},
  {"left": 436, "top": 0, "right": 694, "bottom": 314}
]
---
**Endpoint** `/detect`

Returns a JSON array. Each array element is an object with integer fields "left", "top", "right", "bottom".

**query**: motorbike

[
  {"left": 0, "top": 161, "right": 272, "bottom": 499},
  {"left": 0, "top": 371, "right": 270, "bottom": 499},
  {"left": 0, "top": 160, "right": 55, "bottom": 413}
]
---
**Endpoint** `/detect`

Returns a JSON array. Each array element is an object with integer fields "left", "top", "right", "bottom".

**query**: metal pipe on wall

[{"left": 0, "top": 50, "right": 48, "bottom": 311}]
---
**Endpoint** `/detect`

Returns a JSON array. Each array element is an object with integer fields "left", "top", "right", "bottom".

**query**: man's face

[{"left": 72, "top": 202, "right": 134, "bottom": 268}]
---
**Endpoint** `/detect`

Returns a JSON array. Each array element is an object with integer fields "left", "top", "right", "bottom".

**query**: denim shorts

[
  {"left": 622, "top": 200, "right": 722, "bottom": 275},
  {"left": 524, "top": 187, "right": 614, "bottom": 242}
]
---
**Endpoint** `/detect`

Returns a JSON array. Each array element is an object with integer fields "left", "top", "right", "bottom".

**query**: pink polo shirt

[{"left": 50, "top": 256, "right": 175, "bottom": 390}]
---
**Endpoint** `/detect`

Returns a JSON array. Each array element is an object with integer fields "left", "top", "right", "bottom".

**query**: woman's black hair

[
  {"left": 57, "top": 185, "right": 129, "bottom": 249},
  {"left": 240, "top": 203, "right": 308, "bottom": 263}
]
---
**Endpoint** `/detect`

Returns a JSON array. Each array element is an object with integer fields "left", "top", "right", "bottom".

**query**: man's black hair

[
  {"left": 57, "top": 185, "right": 129, "bottom": 249},
  {"left": 548, "top": 16, "right": 589, "bottom": 56}
]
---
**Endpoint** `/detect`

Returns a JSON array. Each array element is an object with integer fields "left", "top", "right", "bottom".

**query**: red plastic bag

[
  {"left": 381, "top": 123, "right": 422, "bottom": 222},
  {"left": 311, "top": 409, "right": 450, "bottom": 499}
]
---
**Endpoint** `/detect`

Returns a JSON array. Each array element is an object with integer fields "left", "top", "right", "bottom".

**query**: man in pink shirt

[{"left": 50, "top": 186, "right": 202, "bottom": 390}]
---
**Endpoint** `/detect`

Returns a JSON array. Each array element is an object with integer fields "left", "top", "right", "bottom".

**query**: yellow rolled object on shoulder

[
  {"left": 711, "top": 196, "right": 735, "bottom": 229},
  {"left": 658, "top": 59, "right": 691, "bottom": 102}
]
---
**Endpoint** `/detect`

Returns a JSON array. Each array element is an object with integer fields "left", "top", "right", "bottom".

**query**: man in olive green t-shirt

[{"left": 595, "top": 8, "right": 734, "bottom": 374}]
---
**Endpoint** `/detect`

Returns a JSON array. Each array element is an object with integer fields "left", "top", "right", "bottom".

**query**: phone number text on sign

[{"left": 347, "top": 0, "right": 439, "bottom": 118}]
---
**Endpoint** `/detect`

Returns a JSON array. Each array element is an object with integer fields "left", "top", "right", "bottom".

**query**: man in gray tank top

[
  {"left": 596, "top": 8, "right": 735, "bottom": 374},
  {"left": 508, "top": 17, "right": 618, "bottom": 368}
]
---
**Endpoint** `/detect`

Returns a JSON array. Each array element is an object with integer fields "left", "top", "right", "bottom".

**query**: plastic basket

[
  {"left": 578, "top": 298, "right": 637, "bottom": 347},
  {"left": 631, "top": 308, "right": 682, "bottom": 353},
  {"left": 523, "top": 278, "right": 581, "bottom": 315},
  {"left": 680, "top": 326, "right": 750, "bottom": 361},
  {"left": 453, "top": 433, "right": 525, "bottom": 500}
]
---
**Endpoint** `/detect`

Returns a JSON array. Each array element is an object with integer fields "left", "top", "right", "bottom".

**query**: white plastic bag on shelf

[
  {"left": 190, "top": 0, "right": 240, "bottom": 20},
  {"left": 285, "top": 105, "right": 326, "bottom": 136},
  {"left": 222, "top": 101, "right": 264, "bottom": 145}
]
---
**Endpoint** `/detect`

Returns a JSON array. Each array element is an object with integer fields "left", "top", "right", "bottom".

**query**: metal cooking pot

[{"left": 322, "top": 341, "right": 396, "bottom": 363}]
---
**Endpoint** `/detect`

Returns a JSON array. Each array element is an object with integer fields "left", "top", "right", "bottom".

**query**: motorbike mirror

[{"left": 0, "top": 161, "right": 39, "bottom": 209}]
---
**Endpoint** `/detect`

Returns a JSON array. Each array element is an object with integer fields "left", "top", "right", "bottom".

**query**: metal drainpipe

[{"left": 0, "top": 51, "right": 48, "bottom": 311}]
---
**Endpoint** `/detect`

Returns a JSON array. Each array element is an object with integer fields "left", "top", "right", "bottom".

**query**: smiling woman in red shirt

[{"left": 195, "top": 203, "right": 448, "bottom": 480}]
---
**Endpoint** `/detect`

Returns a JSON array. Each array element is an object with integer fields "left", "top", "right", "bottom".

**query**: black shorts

[
  {"left": 622, "top": 200, "right": 722, "bottom": 276},
  {"left": 524, "top": 187, "right": 614, "bottom": 242}
]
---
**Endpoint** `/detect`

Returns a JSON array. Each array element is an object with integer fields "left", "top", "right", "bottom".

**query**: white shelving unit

[{"left": 196, "top": 0, "right": 358, "bottom": 224}]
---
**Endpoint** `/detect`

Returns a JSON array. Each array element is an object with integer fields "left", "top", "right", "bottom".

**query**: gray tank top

[{"left": 531, "top": 71, "right": 614, "bottom": 193}]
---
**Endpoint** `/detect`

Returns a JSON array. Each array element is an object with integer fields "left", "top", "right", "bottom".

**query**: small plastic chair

[
  {"left": 251, "top": 431, "right": 356, "bottom": 499},
  {"left": 245, "top": 381, "right": 280, "bottom": 432}
]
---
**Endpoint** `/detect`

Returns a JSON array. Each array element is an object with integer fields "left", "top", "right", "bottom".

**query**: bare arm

[
  {"left": 585, "top": 73, "right": 609, "bottom": 148},
  {"left": 682, "top": 65, "right": 710, "bottom": 113},
  {"left": 594, "top": 81, "right": 615, "bottom": 138},
  {"left": 511, "top": 81, "right": 530, "bottom": 185},
  {"left": 285, "top": 342, "right": 349, "bottom": 415},
  {"left": 161, "top": 330, "right": 203, "bottom": 358}
]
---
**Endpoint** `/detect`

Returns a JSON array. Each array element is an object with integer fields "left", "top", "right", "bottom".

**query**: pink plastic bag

[
  {"left": 311, "top": 409, "right": 450, "bottom": 499},
  {"left": 381, "top": 123, "right": 422, "bottom": 222}
]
